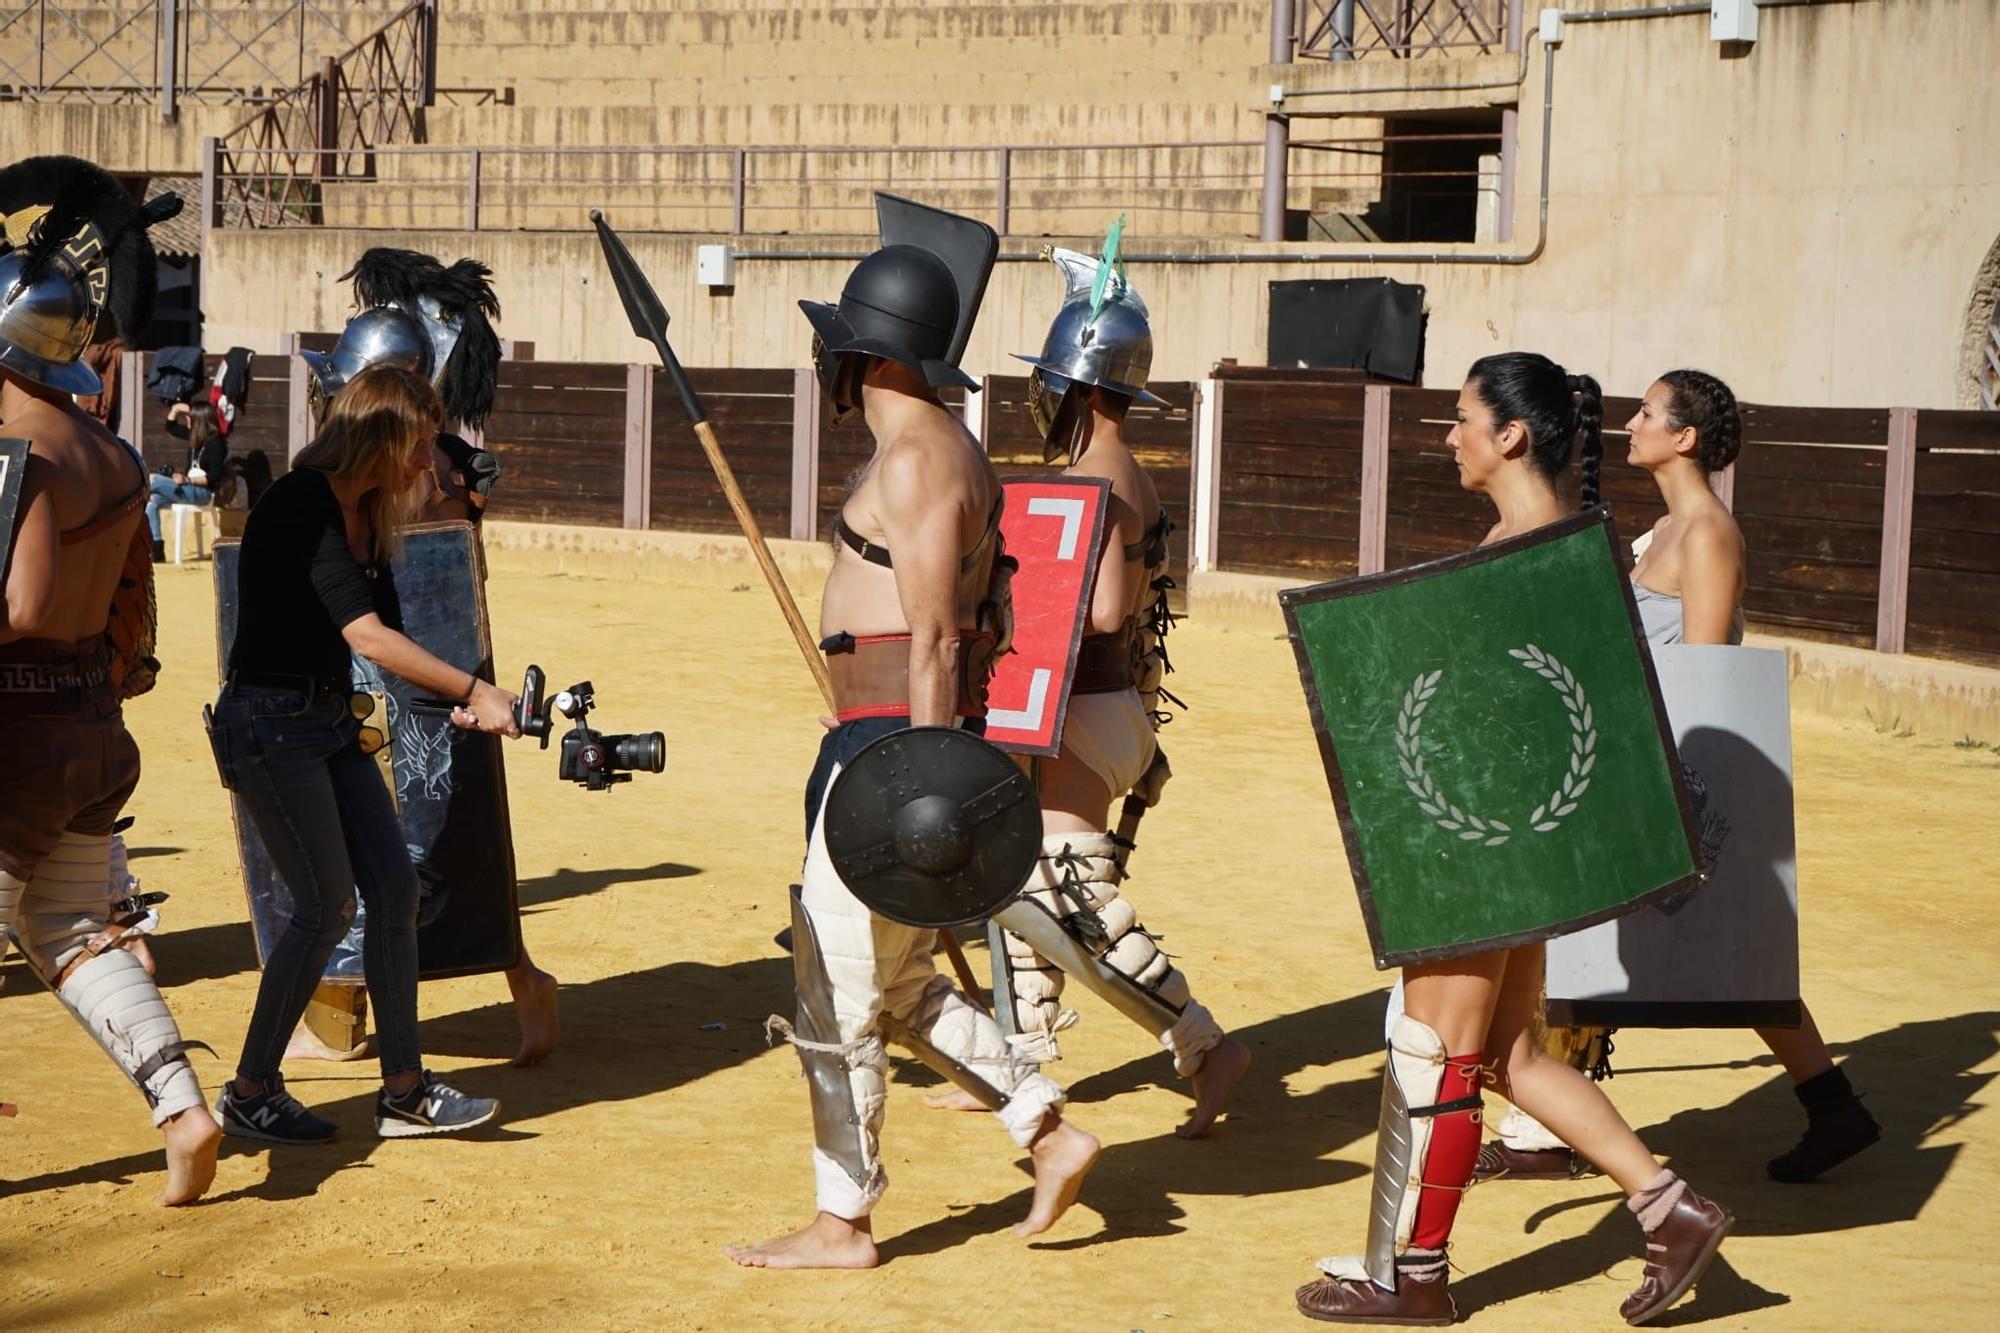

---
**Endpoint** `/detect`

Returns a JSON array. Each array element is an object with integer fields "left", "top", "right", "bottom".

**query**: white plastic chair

[{"left": 168, "top": 501, "right": 217, "bottom": 563}]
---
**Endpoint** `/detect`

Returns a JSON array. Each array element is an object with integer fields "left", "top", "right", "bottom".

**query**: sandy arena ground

[{"left": 3, "top": 550, "right": 1997, "bottom": 1329}]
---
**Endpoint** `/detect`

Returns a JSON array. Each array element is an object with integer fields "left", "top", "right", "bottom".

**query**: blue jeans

[
  {"left": 213, "top": 681, "right": 423, "bottom": 1083},
  {"left": 145, "top": 474, "right": 213, "bottom": 541},
  {"left": 801, "top": 715, "right": 986, "bottom": 845}
]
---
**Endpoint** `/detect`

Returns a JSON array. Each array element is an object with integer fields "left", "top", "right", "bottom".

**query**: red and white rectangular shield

[{"left": 984, "top": 475, "right": 1113, "bottom": 757}]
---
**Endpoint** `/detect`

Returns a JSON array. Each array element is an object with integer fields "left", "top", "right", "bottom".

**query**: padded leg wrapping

[
  {"left": 9, "top": 834, "right": 205, "bottom": 1125},
  {"left": 1319, "top": 1015, "right": 1471, "bottom": 1291},
  {"left": 788, "top": 766, "right": 1067, "bottom": 1220},
  {"left": 60, "top": 949, "right": 204, "bottom": 1124},
  {"left": 1006, "top": 832, "right": 1220, "bottom": 1075}
]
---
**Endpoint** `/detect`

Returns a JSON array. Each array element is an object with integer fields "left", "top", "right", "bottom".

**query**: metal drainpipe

[{"left": 1260, "top": 0, "right": 1297, "bottom": 242}]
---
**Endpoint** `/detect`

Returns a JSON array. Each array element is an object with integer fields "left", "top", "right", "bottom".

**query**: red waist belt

[{"left": 824, "top": 632, "right": 996, "bottom": 722}]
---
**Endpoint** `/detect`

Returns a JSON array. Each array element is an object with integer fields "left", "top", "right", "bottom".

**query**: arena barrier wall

[{"left": 124, "top": 342, "right": 2000, "bottom": 671}]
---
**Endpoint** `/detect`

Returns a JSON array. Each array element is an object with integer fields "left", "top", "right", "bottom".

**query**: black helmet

[{"left": 801, "top": 193, "right": 997, "bottom": 419}]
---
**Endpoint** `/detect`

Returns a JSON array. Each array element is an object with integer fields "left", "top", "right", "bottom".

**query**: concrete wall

[{"left": 195, "top": 0, "right": 1997, "bottom": 409}]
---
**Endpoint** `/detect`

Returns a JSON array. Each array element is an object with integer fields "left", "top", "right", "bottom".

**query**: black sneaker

[
  {"left": 375, "top": 1071, "right": 499, "bottom": 1138},
  {"left": 215, "top": 1075, "right": 338, "bottom": 1144}
]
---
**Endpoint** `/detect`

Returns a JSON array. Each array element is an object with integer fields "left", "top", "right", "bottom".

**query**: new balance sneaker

[
  {"left": 215, "top": 1075, "right": 338, "bottom": 1144},
  {"left": 375, "top": 1071, "right": 499, "bottom": 1138}
]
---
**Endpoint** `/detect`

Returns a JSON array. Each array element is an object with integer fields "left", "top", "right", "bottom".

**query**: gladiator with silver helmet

[
  {"left": 2, "top": 156, "right": 220, "bottom": 1197},
  {"left": 975, "top": 221, "right": 1248, "bottom": 1138},
  {"left": 302, "top": 248, "right": 502, "bottom": 435},
  {"left": 1012, "top": 220, "right": 1167, "bottom": 466}
]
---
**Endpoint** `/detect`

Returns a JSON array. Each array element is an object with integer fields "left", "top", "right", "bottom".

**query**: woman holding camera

[{"left": 209, "top": 365, "right": 520, "bottom": 1144}]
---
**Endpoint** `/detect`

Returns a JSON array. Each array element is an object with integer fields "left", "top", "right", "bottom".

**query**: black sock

[{"left": 1793, "top": 1066, "right": 1857, "bottom": 1118}]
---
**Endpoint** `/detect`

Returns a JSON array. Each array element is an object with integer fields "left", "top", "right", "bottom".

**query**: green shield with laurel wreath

[{"left": 1281, "top": 509, "right": 1700, "bottom": 967}]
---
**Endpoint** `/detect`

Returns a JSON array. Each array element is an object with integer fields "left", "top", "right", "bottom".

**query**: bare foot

[
  {"left": 161, "top": 1106, "right": 221, "bottom": 1207},
  {"left": 1013, "top": 1118, "right": 1099, "bottom": 1238},
  {"left": 924, "top": 1088, "right": 988, "bottom": 1112},
  {"left": 725, "top": 1211, "right": 878, "bottom": 1269},
  {"left": 1177, "top": 1036, "right": 1251, "bottom": 1139},
  {"left": 508, "top": 961, "right": 561, "bottom": 1067}
]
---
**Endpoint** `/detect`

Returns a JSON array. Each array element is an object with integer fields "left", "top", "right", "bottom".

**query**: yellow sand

[{"left": 3, "top": 554, "right": 1996, "bottom": 1328}]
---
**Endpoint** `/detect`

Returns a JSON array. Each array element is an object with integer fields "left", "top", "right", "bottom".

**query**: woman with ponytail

[{"left": 1295, "top": 354, "right": 1730, "bottom": 1328}]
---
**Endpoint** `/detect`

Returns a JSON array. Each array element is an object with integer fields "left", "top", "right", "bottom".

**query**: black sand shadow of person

[
  {"left": 0, "top": 954, "right": 791, "bottom": 1205},
  {"left": 1446, "top": 1010, "right": 1999, "bottom": 1322},
  {"left": 515, "top": 859, "right": 701, "bottom": 913},
  {"left": 0, "top": 861, "right": 707, "bottom": 1003},
  {"left": 877, "top": 989, "right": 1395, "bottom": 1261}
]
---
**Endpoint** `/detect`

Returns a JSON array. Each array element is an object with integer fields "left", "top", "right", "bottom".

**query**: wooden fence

[
  {"left": 1191, "top": 372, "right": 2000, "bottom": 666},
  {"left": 114, "top": 342, "right": 2000, "bottom": 668}
]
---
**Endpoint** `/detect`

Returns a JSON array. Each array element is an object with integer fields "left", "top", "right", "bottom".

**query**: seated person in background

[{"left": 144, "top": 400, "right": 228, "bottom": 559}]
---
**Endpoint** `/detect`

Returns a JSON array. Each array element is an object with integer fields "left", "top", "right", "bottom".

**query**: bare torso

[
  {"left": 0, "top": 385, "right": 147, "bottom": 647},
  {"left": 818, "top": 401, "right": 1002, "bottom": 639},
  {"left": 1038, "top": 422, "right": 1165, "bottom": 827},
  {"left": 1065, "top": 425, "right": 1163, "bottom": 635},
  {"left": 1630, "top": 501, "right": 1745, "bottom": 601}
]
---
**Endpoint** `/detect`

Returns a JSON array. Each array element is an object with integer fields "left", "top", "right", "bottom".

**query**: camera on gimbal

[{"left": 516, "top": 665, "right": 665, "bottom": 792}]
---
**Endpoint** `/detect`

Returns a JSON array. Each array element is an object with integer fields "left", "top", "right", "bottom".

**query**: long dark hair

[
  {"left": 1467, "top": 352, "right": 1604, "bottom": 507},
  {"left": 1658, "top": 368, "right": 1742, "bottom": 474}
]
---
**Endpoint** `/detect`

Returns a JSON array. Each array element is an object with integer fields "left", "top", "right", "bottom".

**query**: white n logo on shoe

[{"left": 249, "top": 1104, "right": 284, "bottom": 1130}]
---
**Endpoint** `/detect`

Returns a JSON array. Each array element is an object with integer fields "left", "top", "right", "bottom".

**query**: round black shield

[{"left": 823, "top": 726, "right": 1041, "bottom": 929}]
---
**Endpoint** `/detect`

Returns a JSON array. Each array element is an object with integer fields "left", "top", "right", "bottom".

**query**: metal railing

[
  {"left": 212, "top": 0, "right": 434, "bottom": 229},
  {"left": 206, "top": 133, "right": 1497, "bottom": 239},
  {"left": 1294, "top": 0, "right": 1516, "bottom": 60},
  {"left": 0, "top": 0, "right": 409, "bottom": 111}
]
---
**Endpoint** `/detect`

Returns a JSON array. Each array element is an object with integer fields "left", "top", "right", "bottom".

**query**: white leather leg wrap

[
  {"left": 15, "top": 834, "right": 204, "bottom": 1125},
  {"left": 61, "top": 949, "right": 205, "bottom": 1125},
  {"left": 796, "top": 757, "right": 1066, "bottom": 1217},
  {"left": 906, "top": 972, "right": 1065, "bottom": 1147},
  {"left": 1040, "top": 832, "right": 1220, "bottom": 1074},
  {"left": 18, "top": 832, "right": 118, "bottom": 968}
]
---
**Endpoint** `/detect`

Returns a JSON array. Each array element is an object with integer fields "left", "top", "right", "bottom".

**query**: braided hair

[
  {"left": 1467, "top": 352, "right": 1605, "bottom": 508},
  {"left": 1658, "top": 368, "right": 1743, "bottom": 474}
]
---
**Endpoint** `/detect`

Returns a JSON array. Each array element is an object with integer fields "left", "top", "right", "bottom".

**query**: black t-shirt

[{"left": 227, "top": 468, "right": 402, "bottom": 681}]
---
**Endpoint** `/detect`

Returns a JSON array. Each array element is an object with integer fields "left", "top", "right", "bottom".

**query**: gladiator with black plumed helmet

[{"left": 303, "top": 248, "right": 504, "bottom": 516}]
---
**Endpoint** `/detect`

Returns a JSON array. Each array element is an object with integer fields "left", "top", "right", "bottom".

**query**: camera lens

[{"left": 605, "top": 731, "right": 666, "bottom": 774}]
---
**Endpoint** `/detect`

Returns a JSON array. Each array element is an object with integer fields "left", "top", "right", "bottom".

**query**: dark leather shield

[{"left": 823, "top": 726, "right": 1040, "bottom": 929}]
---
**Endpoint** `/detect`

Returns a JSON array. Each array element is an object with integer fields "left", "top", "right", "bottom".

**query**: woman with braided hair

[
  {"left": 1477, "top": 371, "right": 1879, "bottom": 1190},
  {"left": 1626, "top": 371, "right": 1878, "bottom": 1180},
  {"left": 1296, "top": 354, "right": 1731, "bottom": 1327}
]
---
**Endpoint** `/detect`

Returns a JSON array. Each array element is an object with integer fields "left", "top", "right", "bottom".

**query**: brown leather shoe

[
  {"left": 1296, "top": 1256, "right": 1454, "bottom": 1326},
  {"left": 1472, "top": 1140, "right": 1594, "bottom": 1182},
  {"left": 1620, "top": 1190, "right": 1733, "bottom": 1325}
]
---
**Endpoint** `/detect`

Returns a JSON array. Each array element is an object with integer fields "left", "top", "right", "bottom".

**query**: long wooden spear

[{"left": 591, "top": 212, "right": 986, "bottom": 1007}]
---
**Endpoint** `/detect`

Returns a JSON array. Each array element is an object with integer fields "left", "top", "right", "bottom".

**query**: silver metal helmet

[
  {"left": 1011, "top": 241, "right": 1166, "bottom": 459},
  {"left": 0, "top": 246, "right": 103, "bottom": 396},
  {"left": 300, "top": 249, "right": 500, "bottom": 427},
  {"left": 299, "top": 305, "right": 437, "bottom": 421}
]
